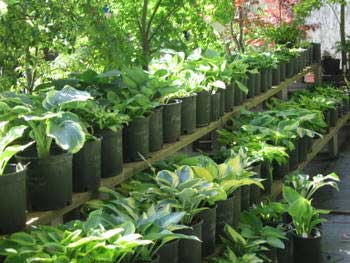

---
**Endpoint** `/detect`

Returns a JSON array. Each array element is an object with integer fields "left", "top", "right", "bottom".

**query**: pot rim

[
  {"left": 163, "top": 98, "right": 182, "bottom": 105},
  {"left": 2, "top": 164, "right": 27, "bottom": 177},
  {"left": 16, "top": 149, "right": 72, "bottom": 161}
]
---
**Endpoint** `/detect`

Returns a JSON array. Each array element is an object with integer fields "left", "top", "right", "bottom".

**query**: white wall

[{"left": 305, "top": 4, "right": 350, "bottom": 58}]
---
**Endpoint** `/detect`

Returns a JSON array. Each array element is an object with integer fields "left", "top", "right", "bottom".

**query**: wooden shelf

[
  {"left": 25, "top": 65, "right": 318, "bottom": 226},
  {"left": 271, "top": 112, "right": 350, "bottom": 199}
]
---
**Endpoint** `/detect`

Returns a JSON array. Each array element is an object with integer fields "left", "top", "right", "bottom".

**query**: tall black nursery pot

[
  {"left": 286, "top": 60, "right": 294, "bottom": 78},
  {"left": 261, "top": 68, "right": 269, "bottom": 92},
  {"left": 73, "top": 138, "right": 101, "bottom": 192},
  {"left": 261, "top": 163, "right": 272, "bottom": 195},
  {"left": 312, "top": 43, "right": 321, "bottom": 63},
  {"left": 177, "top": 219, "right": 203, "bottom": 263},
  {"left": 198, "top": 205, "right": 217, "bottom": 257},
  {"left": 324, "top": 110, "right": 331, "bottom": 132},
  {"left": 298, "top": 137, "right": 308, "bottom": 163},
  {"left": 277, "top": 232, "right": 294, "bottom": 263},
  {"left": 330, "top": 107, "right": 338, "bottom": 127},
  {"left": 273, "top": 160, "right": 289, "bottom": 179},
  {"left": 196, "top": 91, "right": 211, "bottom": 127},
  {"left": 241, "top": 186, "right": 250, "bottom": 211},
  {"left": 280, "top": 62, "right": 286, "bottom": 81},
  {"left": 267, "top": 68, "right": 273, "bottom": 89},
  {"left": 234, "top": 82, "right": 243, "bottom": 106},
  {"left": 247, "top": 72, "right": 256, "bottom": 98},
  {"left": 250, "top": 163, "right": 261, "bottom": 204},
  {"left": 216, "top": 195, "right": 234, "bottom": 240},
  {"left": 293, "top": 231, "right": 322, "bottom": 263},
  {"left": 289, "top": 142, "right": 299, "bottom": 171},
  {"left": 17, "top": 149, "right": 72, "bottom": 211},
  {"left": 180, "top": 95, "right": 197, "bottom": 135},
  {"left": 96, "top": 129, "right": 123, "bottom": 178},
  {"left": 158, "top": 239, "right": 179, "bottom": 263},
  {"left": 211, "top": 92, "right": 221, "bottom": 121},
  {"left": 224, "top": 83, "right": 235, "bottom": 112},
  {"left": 232, "top": 189, "right": 241, "bottom": 229},
  {"left": 0, "top": 165, "right": 27, "bottom": 234},
  {"left": 124, "top": 116, "right": 150, "bottom": 162},
  {"left": 255, "top": 72, "right": 261, "bottom": 96},
  {"left": 219, "top": 89, "right": 225, "bottom": 116},
  {"left": 272, "top": 65, "right": 281, "bottom": 85},
  {"left": 149, "top": 106, "right": 163, "bottom": 152},
  {"left": 163, "top": 99, "right": 182, "bottom": 143}
]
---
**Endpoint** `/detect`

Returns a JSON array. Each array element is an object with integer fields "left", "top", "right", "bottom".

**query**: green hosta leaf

[
  {"left": 235, "top": 80, "right": 248, "bottom": 94},
  {"left": 156, "top": 170, "right": 179, "bottom": 188},
  {"left": 46, "top": 112, "right": 85, "bottom": 154},
  {"left": 9, "top": 232, "right": 36, "bottom": 246},
  {"left": 175, "top": 165, "right": 194, "bottom": 184},
  {"left": 43, "top": 86, "right": 92, "bottom": 110},
  {"left": 266, "top": 236, "right": 285, "bottom": 249},
  {"left": 191, "top": 166, "right": 214, "bottom": 182}
]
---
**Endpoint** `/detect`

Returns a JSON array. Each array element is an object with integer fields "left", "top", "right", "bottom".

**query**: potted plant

[
  {"left": 0, "top": 87, "right": 90, "bottom": 211},
  {"left": 0, "top": 124, "right": 32, "bottom": 234}
]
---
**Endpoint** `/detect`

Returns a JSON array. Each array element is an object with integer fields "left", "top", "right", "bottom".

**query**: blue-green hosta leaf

[
  {"left": 23, "top": 112, "right": 61, "bottom": 121},
  {"left": 46, "top": 112, "right": 85, "bottom": 153},
  {"left": 43, "top": 86, "right": 92, "bottom": 110},
  {"left": 175, "top": 165, "right": 194, "bottom": 184},
  {"left": 158, "top": 212, "right": 185, "bottom": 228},
  {"left": 156, "top": 170, "right": 179, "bottom": 188}
]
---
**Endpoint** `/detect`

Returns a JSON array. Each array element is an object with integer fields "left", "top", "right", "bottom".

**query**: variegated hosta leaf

[
  {"left": 156, "top": 170, "right": 179, "bottom": 188},
  {"left": 46, "top": 112, "right": 85, "bottom": 154},
  {"left": 43, "top": 86, "right": 92, "bottom": 110}
]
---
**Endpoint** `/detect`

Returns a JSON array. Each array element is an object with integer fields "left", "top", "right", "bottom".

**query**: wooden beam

[{"left": 25, "top": 65, "right": 319, "bottom": 226}]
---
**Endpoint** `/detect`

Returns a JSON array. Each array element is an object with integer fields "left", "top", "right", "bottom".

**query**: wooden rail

[{"left": 26, "top": 65, "right": 318, "bottom": 226}]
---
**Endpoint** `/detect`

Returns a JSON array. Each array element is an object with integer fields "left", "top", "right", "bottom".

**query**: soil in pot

[
  {"left": 150, "top": 106, "right": 163, "bottom": 152},
  {"left": 232, "top": 189, "right": 241, "bottom": 229},
  {"left": 247, "top": 72, "right": 256, "bottom": 98},
  {"left": 196, "top": 91, "right": 211, "bottom": 127},
  {"left": 216, "top": 196, "right": 234, "bottom": 240},
  {"left": 17, "top": 149, "right": 72, "bottom": 211},
  {"left": 198, "top": 205, "right": 217, "bottom": 256},
  {"left": 224, "top": 84, "right": 235, "bottom": 112},
  {"left": 163, "top": 99, "right": 182, "bottom": 143},
  {"left": 211, "top": 92, "right": 221, "bottom": 121},
  {"left": 250, "top": 163, "right": 261, "bottom": 204},
  {"left": 177, "top": 219, "right": 203, "bottom": 263},
  {"left": 96, "top": 129, "right": 123, "bottom": 178},
  {"left": 0, "top": 165, "right": 27, "bottom": 234},
  {"left": 298, "top": 137, "right": 308, "bottom": 163},
  {"left": 272, "top": 65, "right": 281, "bottom": 85},
  {"left": 292, "top": 230, "right": 322, "bottom": 263},
  {"left": 180, "top": 95, "right": 197, "bottom": 135},
  {"left": 124, "top": 116, "right": 150, "bottom": 162},
  {"left": 241, "top": 186, "right": 250, "bottom": 211},
  {"left": 158, "top": 239, "right": 179, "bottom": 263},
  {"left": 73, "top": 138, "right": 101, "bottom": 192},
  {"left": 330, "top": 107, "right": 338, "bottom": 127}
]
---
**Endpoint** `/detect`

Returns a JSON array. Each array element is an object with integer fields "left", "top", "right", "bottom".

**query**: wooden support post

[{"left": 328, "top": 134, "right": 339, "bottom": 159}]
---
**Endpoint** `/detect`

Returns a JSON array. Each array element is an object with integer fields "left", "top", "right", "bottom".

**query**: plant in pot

[
  {"left": 0, "top": 124, "right": 33, "bottom": 234},
  {"left": 283, "top": 186, "right": 330, "bottom": 263},
  {"left": 227, "top": 59, "right": 249, "bottom": 106},
  {"left": 0, "top": 87, "right": 91, "bottom": 211}
]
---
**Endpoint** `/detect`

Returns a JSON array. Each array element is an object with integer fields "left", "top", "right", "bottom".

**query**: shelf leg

[{"left": 328, "top": 134, "right": 339, "bottom": 159}]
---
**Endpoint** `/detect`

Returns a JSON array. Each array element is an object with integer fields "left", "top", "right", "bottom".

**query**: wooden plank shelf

[
  {"left": 25, "top": 65, "right": 318, "bottom": 226},
  {"left": 271, "top": 112, "right": 350, "bottom": 199}
]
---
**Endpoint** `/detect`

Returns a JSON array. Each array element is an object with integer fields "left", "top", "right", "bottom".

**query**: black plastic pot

[
  {"left": 0, "top": 165, "right": 27, "bottom": 234},
  {"left": 293, "top": 57, "right": 298, "bottom": 75},
  {"left": 286, "top": 61, "right": 294, "bottom": 78},
  {"left": 216, "top": 195, "right": 234, "bottom": 239},
  {"left": 196, "top": 91, "right": 211, "bottom": 127},
  {"left": 73, "top": 138, "right": 101, "bottom": 192},
  {"left": 17, "top": 150, "right": 72, "bottom": 211},
  {"left": 277, "top": 232, "right": 294, "bottom": 263},
  {"left": 293, "top": 231, "right": 322, "bottom": 263},
  {"left": 224, "top": 84, "right": 235, "bottom": 112},
  {"left": 136, "top": 254, "right": 160, "bottom": 263},
  {"left": 330, "top": 107, "right": 338, "bottom": 127},
  {"left": 247, "top": 73, "right": 256, "bottom": 98},
  {"left": 219, "top": 89, "right": 225, "bottom": 116},
  {"left": 96, "top": 129, "right": 123, "bottom": 178},
  {"left": 232, "top": 189, "right": 241, "bottom": 229},
  {"left": 241, "top": 186, "right": 250, "bottom": 211},
  {"left": 163, "top": 100, "right": 182, "bottom": 143},
  {"left": 280, "top": 62, "right": 286, "bottom": 81},
  {"left": 337, "top": 104, "right": 343, "bottom": 118},
  {"left": 343, "top": 98, "right": 349, "bottom": 112},
  {"left": 158, "top": 239, "right": 179, "bottom": 263},
  {"left": 124, "top": 116, "right": 150, "bottom": 162},
  {"left": 241, "top": 79, "right": 248, "bottom": 102},
  {"left": 250, "top": 163, "right": 261, "bottom": 204},
  {"left": 263, "top": 248, "right": 277, "bottom": 263},
  {"left": 198, "top": 206, "right": 217, "bottom": 257},
  {"left": 150, "top": 106, "right": 163, "bottom": 152},
  {"left": 312, "top": 43, "right": 321, "bottom": 63},
  {"left": 255, "top": 72, "right": 262, "bottom": 96},
  {"left": 324, "top": 110, "right": 331, "bottom": 132},
  {"left": 177, "top": 219, "right": 203, "bottom": 263},
  {"left": 261, "top": 68, "right": 269, "bottom": 92},
  {"left": 306, "top": 136, "right": 314, "bottom": 153},
  {"left": 261, "top": 163, "right": 272, "bottom": 195},
  {"left": 309, "top": 45, "right": 314, "bottom": 65},
  {"left": 234, "top": 82, "right": 243, "bottom": 106},
  {"left": 273, "top": 161, "right": 289, "bottom": 179},
  {"left": 289, "top": 142, "right": 299, "bottom": 171},
  {"left": 272, "top": 65, "right": 281, "bottom": 85},
  {"left": 211, "top": 92, "right": 221, "bottom": 121},
  {"left": 298, "top": 137, "right": 308, "bottom": 163},
  {"left": 180, "top": 95, "right": 197, "bottom": 135},
  {"left": 267, "top": 68, "right": 273, "bottom": 88}
]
